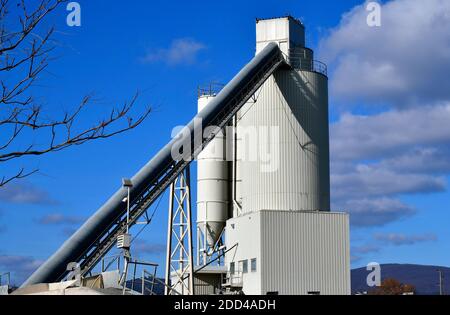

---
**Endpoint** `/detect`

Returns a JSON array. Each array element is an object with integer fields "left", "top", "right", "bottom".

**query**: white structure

[
  {"left": 226, "top": 211, "right": 349, "bottom": 295},
  {"left": 197, "top": 94, "right": 229, "bottom": 265},
  {"left": 196, "top": 16, "right": 350, "bottom": 295},
  {"left": 256, "top": 16, "right": 305, "bottom": 56}
]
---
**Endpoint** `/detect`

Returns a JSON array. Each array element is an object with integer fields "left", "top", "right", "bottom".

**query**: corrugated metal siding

[
  {"left": 236, "top": 69, "right": 330, "bottom": 214},
  {"left": 194, "top": 274, "right": 223, "bottom": 295},
  {"left": 260, "top": 211, "right": 350, "bottom": 295}
]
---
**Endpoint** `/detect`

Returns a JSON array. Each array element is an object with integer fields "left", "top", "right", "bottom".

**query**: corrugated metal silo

[
  {"left": 236, "top": 60, "right": 330, "bottom": 213},
  {"left": 197, "top": 95, "right": 230, "bottom": 255}
]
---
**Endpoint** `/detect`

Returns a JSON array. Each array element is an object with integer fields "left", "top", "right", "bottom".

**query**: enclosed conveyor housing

[{"left": 23, "top": 42, "right": 287, "bottom": 287}]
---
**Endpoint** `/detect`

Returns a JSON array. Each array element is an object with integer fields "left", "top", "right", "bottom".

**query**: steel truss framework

[{"left": 165, "top": 167, "right": 195, "bottom": 295}]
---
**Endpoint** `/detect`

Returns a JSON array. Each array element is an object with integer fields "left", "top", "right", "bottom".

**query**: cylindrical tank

[
  {"left": 197, "top": 95, "right": 229, "bottom": 248},
  {"left": 235, "top": 66, "right": 330, "bottom": 214}
]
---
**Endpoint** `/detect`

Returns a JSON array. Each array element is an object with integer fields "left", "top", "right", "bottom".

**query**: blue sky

[{"left": 1, "top": 0, "right": 450, "bottom": 285}]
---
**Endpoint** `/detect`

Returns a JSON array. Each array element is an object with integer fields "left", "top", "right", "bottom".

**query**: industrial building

[
  {"left": 195, "top": 16, "right": 349, "bottom": 295},
  {"left": 15, "top": 16, "right": 350, "bottom": 295}
]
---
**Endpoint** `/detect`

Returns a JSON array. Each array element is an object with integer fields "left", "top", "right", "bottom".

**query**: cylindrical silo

[
  {"left": 197, "top": 95, "right": 230, "bottom": 254},
  {"left": 235, "top": 63, "right": 330, "bottom": 214}
]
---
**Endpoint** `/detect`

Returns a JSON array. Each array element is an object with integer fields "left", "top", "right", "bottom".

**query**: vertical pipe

[
  {"left": 233, "top": 115, "right": 242, "bottom": 214},
  {"left": 121, "top": 260, "right": 129, "bottom": 295},
  {"left": 179, "top": 174, "right": 185, "bottom": 295},
  {"left": 164, "top": 182, "right": 175, "bottom": 295},
  {"left": 196, "top": 226, "right": 200, "bottom": 266},
  {"left": 185, "top": 167, "right": 195, "bottom": 295},
  {"left": 126, "top": 187, "right": 130, "bottom": 233}
]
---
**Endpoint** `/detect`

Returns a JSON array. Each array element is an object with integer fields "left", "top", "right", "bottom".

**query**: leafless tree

[{"left": 0, "top": 0, "right": 152, "bottom": 187}]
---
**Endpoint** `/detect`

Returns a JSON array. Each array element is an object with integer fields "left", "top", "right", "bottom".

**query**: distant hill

[
  {"left": 123, "top": 264, "right": 449, "bottom": 295},
  {"left": 352, "top": 264, "right": 450, "bottom": 295}
]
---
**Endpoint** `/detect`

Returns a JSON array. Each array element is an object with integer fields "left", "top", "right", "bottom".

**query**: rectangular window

[
  {"left": 230, "top": 262, "right": 235, "bottom": 274},
  {"left": 241, "top": 260, "right": 248, "bottom": 274},
  {"left": 251, "top": 258, "right": 257, "bottom": 272}
]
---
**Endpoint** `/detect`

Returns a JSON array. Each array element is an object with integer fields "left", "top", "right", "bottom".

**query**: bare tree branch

[
  {"left": 0, "top": 168, "right": 38, "bottom": 187},
  {"left": 0, "top": 92, "right": 152, "bottom": 162},
  {"left": 0, "top": 0, "right": 152, "bottom": 186}
]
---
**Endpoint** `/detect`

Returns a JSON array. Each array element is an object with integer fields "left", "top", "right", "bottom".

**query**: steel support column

[{"left": 165, "top": 167, "right": 195, "bottom": 295}]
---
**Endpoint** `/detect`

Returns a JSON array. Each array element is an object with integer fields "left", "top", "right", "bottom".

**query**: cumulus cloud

[
  {"left": 352, "top": 244, "right": 381, "bottom": 255},
  {"left": 374, "top": 233, "right": 437, "bottom": 245},
  {"left": 0, "top": 182, "right": 56, "bottom": 205},
  {"left": 351, "top": 244, "right": 381, "bottom": 263},
  {"left": 36, "top": 213, "right": 85, "bottom": 225},
  {"left": 330, "top": 105, "right": 450, "bottom": 227},
  {"left": 351, "top": 233, "right": 437, "bottom": 262},
  {"left": 319, "top": 0, "right": 450, "bottom": 106},
  {"left": 140, "top": 38, "right": 206, "bottom": 66},
  {"left": 332, "top": 166, "right": 446, "bottom": 201},
  {"left": 0, "top": 255, "right": 43, "bottom": 286},
  {"left": 377, "top": 148, "right": 450, "bottom": 175},
  {"left": 335, "top": 197, "right": 416, "bottom": 227},
  {"left": 331, "top": 104, "right": 450, "bottom": 161}
]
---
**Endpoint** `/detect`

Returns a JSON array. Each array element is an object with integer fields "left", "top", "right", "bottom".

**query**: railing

[
  {"left": 101, "top": 254, "right": 122, "bottom": 272},
  {"left": 198, "top": 82, "right": 225, "bottom": 98},
  {"left": 101, "top": 254, "right": 159, "bottom": 295},
  {"left": 288, "top": 55, "right": 328, "bottom": 76},
  {"left": 0, "top": 272, "right": 10, "bottom": 286},
  {"left": 282, "top": 49, "right": 328, "bottom": 76},
  {"left": 224, "top": 271, "right": 243, "bottom": 288}
]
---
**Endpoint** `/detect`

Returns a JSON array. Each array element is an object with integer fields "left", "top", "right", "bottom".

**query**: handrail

[
  {"left": 198, "top": 82, "right": 225, "bottom": 98},
  {"left": 0, "top": 272, "right": 10, "bottom": 286},
  {"left": 281, "top": 48, "right": 328, "bottom": 76},
  {"left": 288, "top": 54, "right": 328, "bottom": 76}
]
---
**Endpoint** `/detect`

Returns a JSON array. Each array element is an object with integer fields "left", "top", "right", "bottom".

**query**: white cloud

[
  {"left": 140, "top": 38, "right": 206, "bottom": 66},
  {"left": 319, "top": 0, "right": 450, "bottom": 106},
  {"left": 334, "top": 197, "right": 416, "bottom": 227},
  {"left": 0, "top": 255, "right": 43, "bottom": 286},
  {"left": 36, "top": 213, "right": 85, "bottom": 225},
  {"left": 331, "top": 104, "right": 450, "bottom": 161},
  {"left": 377, "top": 148, "right": 450, "bottom": 175},
  {"left": 351, "top": 244, "right": 381, "bottom": 263},
  {"left": 0, "top": 182, "right": 57, "bottom": 205},
  {"left": 374, "top": 233, "right": 437, "bottom": 245},
  {"left": 352, "top": 244, "right": 381, "bottom": 255},
  {"left": 332, "top": 164, "right": 446, "bottom": 201},
  {"left": 330, "top": 105, "right": 450, "bottom": 227}
]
